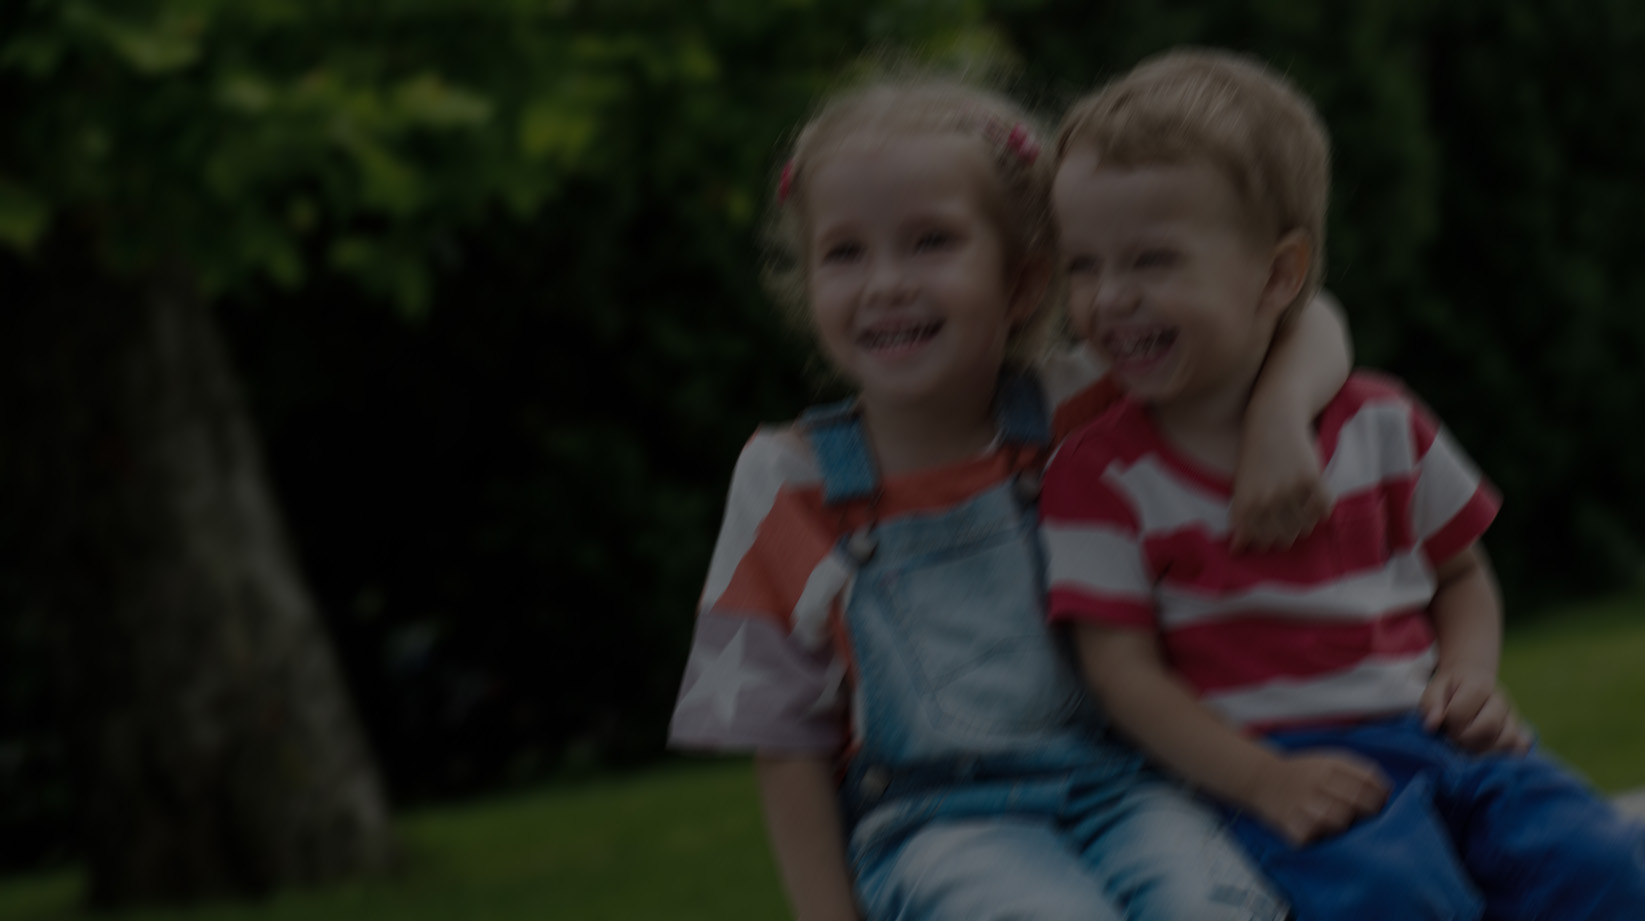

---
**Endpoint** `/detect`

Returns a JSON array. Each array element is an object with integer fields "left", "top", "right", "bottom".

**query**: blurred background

[{"left": 2, "top": 0, "right": 1643, "bottom": 917}]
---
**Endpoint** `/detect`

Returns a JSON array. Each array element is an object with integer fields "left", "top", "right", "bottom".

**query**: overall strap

[
  {"left": 995, "top": 370, "right": 1052, "bottom": 449},
  {"left": 799, "top": 398, "right": 880, "bottom": 507}
]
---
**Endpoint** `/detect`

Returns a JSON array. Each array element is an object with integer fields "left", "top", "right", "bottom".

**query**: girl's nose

[{"left": 863, "top": 255, "right": 914, "bottom": 304}]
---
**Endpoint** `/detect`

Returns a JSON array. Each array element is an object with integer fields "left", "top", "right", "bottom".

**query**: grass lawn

[
  {"left": 1499, "top": 593, "right": 1645, "bottom": 793},
  {"left": 2, "top": 593, "right": 1641, "bottom": 920}
]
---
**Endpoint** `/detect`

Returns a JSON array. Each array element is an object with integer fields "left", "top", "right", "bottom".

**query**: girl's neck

[{"left": 859, "top": 387, "right": 998, "bottom": 477}]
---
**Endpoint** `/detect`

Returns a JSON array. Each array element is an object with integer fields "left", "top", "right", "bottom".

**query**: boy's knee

[{"left": 1499, "top": 821, "right": 1645, "bottom": 919}]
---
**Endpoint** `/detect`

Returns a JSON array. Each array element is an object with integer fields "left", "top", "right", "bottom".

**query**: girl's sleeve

[{"left": 668, "top": 431, "right": 852, "bottom": 754}]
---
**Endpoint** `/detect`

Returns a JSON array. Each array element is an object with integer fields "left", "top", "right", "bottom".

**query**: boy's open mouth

[{"left": 1104, "top": 327, "right": 1178, "bottom": 361}]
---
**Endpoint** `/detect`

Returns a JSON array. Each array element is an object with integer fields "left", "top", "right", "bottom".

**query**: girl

[{"left": 669, "top": 75, "right": 1350, "bottom": 921}]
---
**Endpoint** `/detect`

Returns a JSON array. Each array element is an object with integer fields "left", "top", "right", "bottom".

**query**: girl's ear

[
  {"left": 1007, "top": 257, "right": 1053, "bottom": 328},
  {"left": 1259, "top": 230, "right": 1311, "bottom": 323}
]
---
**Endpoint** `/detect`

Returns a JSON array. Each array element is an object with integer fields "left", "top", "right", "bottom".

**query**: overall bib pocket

[{"left": 879, "top": 520, "right": 1082, "bottom": 739}]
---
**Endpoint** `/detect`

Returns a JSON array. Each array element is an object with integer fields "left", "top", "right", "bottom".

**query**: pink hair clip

[
  {"left": 777, "top": 159, "right": 796, "bottom": 203},
  {"left": 1005, "top": 124, "right": 1040, "bottom": 165}
]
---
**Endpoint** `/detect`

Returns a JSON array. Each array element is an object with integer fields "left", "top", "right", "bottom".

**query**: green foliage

[
  {"left": 1408, "top": 0, "right": 1645, "bottom": 601},
  {"left": 2, "top": 0, "right": 841, "bottom": 310}
]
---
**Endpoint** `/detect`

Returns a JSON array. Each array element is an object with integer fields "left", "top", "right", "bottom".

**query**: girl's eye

[
  {"left": 1135, "top": 249, "right": 1177, "bottom": 269},
  {"left": 821, "top": 241, "right": 863, "bottom": 263}
]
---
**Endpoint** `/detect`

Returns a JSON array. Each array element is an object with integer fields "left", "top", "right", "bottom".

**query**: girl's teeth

[{"left": 867, "top": 324, "right": 938, "bottom": 347}]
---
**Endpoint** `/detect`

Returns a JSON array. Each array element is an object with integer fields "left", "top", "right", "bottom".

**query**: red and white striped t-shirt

[
  {"left": 669, "top": 348, "right": 1120, "bottom": 755},
  {"left": 1042, "top": 372, "right": 1500, "bottom": 732}
]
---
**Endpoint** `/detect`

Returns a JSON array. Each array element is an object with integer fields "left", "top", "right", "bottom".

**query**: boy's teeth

[{"left": 1113, "top": 330, "right": 1173, "bottom": 358}]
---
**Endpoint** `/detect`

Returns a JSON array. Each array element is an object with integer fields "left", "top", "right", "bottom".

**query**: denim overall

[{"left": 801, "top": 375, "right": 1286, "bottom": 921}]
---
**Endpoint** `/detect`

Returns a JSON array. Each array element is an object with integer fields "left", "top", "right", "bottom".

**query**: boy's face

[{"left": 1052, "top": 152, "right": 1293, "bottom": 410}]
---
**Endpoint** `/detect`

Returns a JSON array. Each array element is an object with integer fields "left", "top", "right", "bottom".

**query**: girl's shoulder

[{"left": 726, "top": 423, "right": 822, "bottom": 502}]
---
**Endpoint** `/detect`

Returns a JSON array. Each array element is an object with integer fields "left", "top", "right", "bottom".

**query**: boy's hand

[
  {"left": 1231, "top": 415, "right": 1331, "bottom": 551},
  {"left": 1421, "top": 668, "right": 1532, "bottom": 755},
  {"left": 1245, "top": 751, "right": 1389, "bottom": 846}
]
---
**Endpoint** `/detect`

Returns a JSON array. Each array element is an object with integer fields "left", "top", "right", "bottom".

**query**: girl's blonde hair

[{"left": 762, "top": 74, "right": 1061, "bottom": 367}]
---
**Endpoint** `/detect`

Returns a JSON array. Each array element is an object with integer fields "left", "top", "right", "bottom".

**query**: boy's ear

[
  {"left": 1259, "top": 230, "right": 1311, "bottom": 322},
  {"left": 1007, "top": 257, "right": 1053, "bottom": 328}
]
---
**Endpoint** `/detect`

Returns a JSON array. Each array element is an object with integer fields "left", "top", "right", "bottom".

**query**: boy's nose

[{"left": 1090, "top": 277, "right": 1140, "bottom": 324}]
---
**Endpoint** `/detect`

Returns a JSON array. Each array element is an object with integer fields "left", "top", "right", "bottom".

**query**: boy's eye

[
  {"left": 1135, "top": 249, "right": 1178, "bottom": 269},
  {"left": 1065, "top": 255, "right": 1099, "bottom": 275},
  {"left": 914, "top": 229, "right": 959, "bottom": 251}
]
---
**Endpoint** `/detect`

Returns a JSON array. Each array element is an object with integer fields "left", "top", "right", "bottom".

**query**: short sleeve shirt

[
  {"left": 668, "top": 347, "right": 1120, "bottom": 755},
  {"left": 1041, "top": 372, "right": 1501, "bottom": 731}
]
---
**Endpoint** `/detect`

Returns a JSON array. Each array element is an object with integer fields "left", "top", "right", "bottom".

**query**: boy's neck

[
  {"left": 1147, "top": 358, "right": 1267, "bottom": 476},
  {"left": 859, "top": 386, "right": 999, "bottom": 477}
]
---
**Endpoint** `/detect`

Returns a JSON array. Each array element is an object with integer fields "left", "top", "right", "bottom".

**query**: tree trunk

[{"left": 2, "top": 271, "right": 394, "bottom": 907}]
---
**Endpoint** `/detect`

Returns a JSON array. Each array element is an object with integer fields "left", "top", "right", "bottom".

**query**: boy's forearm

[
  {"left": 1250, "top": 290, "right": 1352, "bottom": 420},
  {"left": 1429, "top": 545, "right": 1504, "bottom": 677},
  {"left": 1074, "top": 626, "right": 1282, "bottom": 811},
  {"left": 754, "top": 753, "right": 860, "bottom": 921}
]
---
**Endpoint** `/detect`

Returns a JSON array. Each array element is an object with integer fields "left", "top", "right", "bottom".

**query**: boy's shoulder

[
  {"left": 1049, "top": 395, "right": 1155, "bottom": 473},
  {"left": 1317, "top": 370, "right": 1430, "bottom": 443},
  {"left": 1333, "top": 369, "right": 1419, "bottom": 408},
  {"left": 1037, "top": 344, "right": 1127, "bottom": 439}
]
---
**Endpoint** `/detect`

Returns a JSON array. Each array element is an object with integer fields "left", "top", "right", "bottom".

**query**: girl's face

[{"left": 803, "top": 133, "right": 1033, "bottom": 418}]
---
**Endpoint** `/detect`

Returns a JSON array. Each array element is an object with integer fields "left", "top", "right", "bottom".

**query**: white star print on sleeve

[
  {"left": 674, "top": 622, "right": 773, "bottom": 727},
  {"left": 669, "top": 610, "right": 846, "bottom": 753}
]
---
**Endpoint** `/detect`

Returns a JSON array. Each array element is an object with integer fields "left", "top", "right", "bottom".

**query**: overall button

[
  {"left": 847, "top": 527, "right": 878, "bottom": 564},
  {"left": 860, "top": 766, "right": 891, "bottom": 799},
  {"left": 1013, "top": 470, "right": 1042, "bottom": 504}
]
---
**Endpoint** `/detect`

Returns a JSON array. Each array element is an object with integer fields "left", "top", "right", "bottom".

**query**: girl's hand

[
  {"left": 1231, "top": 405, "right": 1331, "bottom": 552},
  {"left": 1421, "top": 667, "right": 1533, "bottom": 755},
  {"left": 1245, "top": 750, "right": 1389, "bottom": 846}
]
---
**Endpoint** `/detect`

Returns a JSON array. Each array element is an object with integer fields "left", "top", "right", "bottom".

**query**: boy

[{"left": 1040, "top": 48, "right": 1645, "bottom": 920}]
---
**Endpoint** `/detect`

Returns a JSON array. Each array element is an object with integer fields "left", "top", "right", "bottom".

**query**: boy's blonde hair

[
  {"left": 1057, "top": 48, "right": 1330, "bottom": 317},
  {"left": 764, "top": 75, "right": 1060, "bottom": 366}
]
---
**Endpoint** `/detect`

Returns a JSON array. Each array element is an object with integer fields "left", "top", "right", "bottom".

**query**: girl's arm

[
  {"left": 1418, "top": 545, "right": 1531, "bottom": 754},
  {"left": 1072, "top": 623, "right": 1389, "bottom": 846},
  {"left": 755, "top": 754, "right": 860, "bottom": 921},
  {"left": 1235, "top": 291, "right": 1353, "bottom": 550}
]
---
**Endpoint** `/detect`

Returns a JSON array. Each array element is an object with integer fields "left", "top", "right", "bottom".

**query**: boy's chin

[{"left": 1114, "top": 370, "right": 1183, "bottom": 404}]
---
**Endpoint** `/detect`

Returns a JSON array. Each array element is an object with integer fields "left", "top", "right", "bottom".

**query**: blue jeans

[
  {"left": 847, "top": 762, "right": 1285, "bottom": 920},
  {"left": 1232, "top": 714, "right": 1645, "bottom": 920}
]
